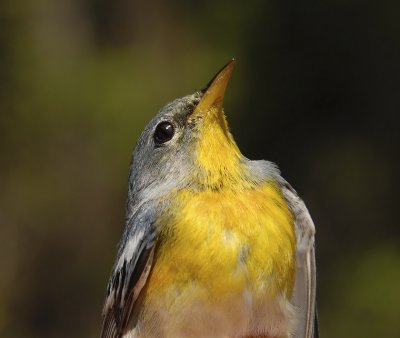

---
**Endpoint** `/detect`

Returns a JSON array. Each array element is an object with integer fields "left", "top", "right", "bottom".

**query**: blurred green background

[{"left": 1, "top": 0, "right": 399, "bottom": 337}]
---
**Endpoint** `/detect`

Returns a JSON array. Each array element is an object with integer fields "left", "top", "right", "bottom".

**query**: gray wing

[
  {"left": 101, "top": 202, "right": 158, "bottom": 338},
  {"left": 282, "top": 182, "right": 318, "bottom": 338}
]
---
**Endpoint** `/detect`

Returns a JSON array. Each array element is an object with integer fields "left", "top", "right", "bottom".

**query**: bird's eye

[{"left": 154, "top": 121, "right": 175, "bottom": 144}]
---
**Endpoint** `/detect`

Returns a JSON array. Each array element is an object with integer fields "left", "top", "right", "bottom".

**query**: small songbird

[{"left": 101, "top": 60, "right": 318, "bottom": 338}]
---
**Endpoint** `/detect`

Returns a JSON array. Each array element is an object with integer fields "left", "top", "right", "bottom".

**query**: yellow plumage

[
  {"left": 143, "top": 103, "right": 296, "bottom": 316},
  {"left": 148, "top": 182, "right": 296, "bottom": 303}
]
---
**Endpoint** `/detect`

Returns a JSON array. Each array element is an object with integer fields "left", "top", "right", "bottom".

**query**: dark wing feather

[
  {"left": 282, "top": 182, "right": 318, "bottom": 338},
  {"left": 314, "top": 304, "right": 320, "bottom": 338},
  {"left": 101, "top": 203, "right": 158, "bottom": 338}
]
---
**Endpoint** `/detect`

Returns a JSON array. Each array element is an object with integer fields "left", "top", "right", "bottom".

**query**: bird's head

[{"left": 128, "top": 60, "right": 260, "bottom": 206}]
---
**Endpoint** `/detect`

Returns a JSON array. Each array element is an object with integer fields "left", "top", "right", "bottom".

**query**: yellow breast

[{"left": 144, "top": 180, "right": 296, "bottom": 308}]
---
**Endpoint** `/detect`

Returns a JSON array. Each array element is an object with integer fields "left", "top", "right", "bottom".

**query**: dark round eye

[{"left": 154, "top": 121, "right": 174, "bottom": 144}]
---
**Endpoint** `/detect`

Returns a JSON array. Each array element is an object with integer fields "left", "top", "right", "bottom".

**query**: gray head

[
  {"left": 127, "top": 92, "right": 202, "bottom": 204},
  {"left": 125, "top": 60, "right": 279, "bottom": 215}
]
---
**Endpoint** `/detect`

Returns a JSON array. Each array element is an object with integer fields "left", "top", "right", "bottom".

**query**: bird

[{"left": 100, "top": 59, "right": 318, "bottom": 338}]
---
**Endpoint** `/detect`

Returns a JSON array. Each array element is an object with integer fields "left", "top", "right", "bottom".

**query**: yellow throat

[
  {"left": 190, "top": 60, "right": 244, "bottom": 188},
  {"left": 146, "top": 60, "right": 296, "bottom": 307}
]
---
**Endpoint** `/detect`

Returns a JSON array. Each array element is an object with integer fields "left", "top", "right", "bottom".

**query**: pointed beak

[{"left": 192, "top": 59, "right": 236, "bottom": 119}]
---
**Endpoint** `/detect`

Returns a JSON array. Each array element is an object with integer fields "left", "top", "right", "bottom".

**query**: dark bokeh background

[{"left": 1, "top": 1, "right": 399, "bottom": 337}]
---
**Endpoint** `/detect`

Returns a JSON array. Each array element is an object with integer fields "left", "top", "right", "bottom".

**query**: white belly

[{"left": 123, "top": 289, "right": 295, "bottom": 338}]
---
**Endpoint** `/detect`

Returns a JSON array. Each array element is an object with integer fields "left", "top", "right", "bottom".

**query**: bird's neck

[{"left": 195, "top": 117, "right": 249, "bottom": 189}]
